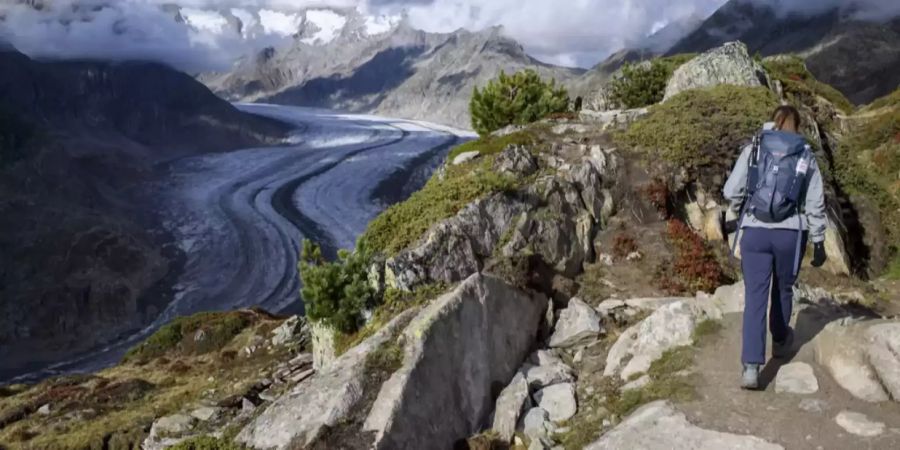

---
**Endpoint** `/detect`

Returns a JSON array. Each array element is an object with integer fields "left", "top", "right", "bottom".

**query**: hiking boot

[
  {"left": 741, "top": 364, "right": 760, "bottom": 390},
  {"left": 773, "top": 329, "right": 795, "bottom": 359}
]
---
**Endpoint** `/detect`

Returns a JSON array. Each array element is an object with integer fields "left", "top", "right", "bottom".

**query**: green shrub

[
  {"left": 616, "top": 85, "right": 777, "bottom": 170},
  {"left": 360, "top": 139, "right": 523, "bottom": 255},
  {"left": 470, "top": 69, "right": 569, "bottom": 136},
  {"left": 0, "top": 107, "right": 35, "bottom": 167},
  {"left": 608, "top": 54, "right": 695, "bottom": 109},
  {"left": 834, "top": 106, "right": 900, "bottom": 270},
  {"left": 300, "top": 240, "right": 374, "bottom": 334},
  {"left": 124, "top": 311, "right": 252, "bottom": 362},
  {"left": 446, "top": 130, "right": 535, "bottom": 163},
  {"left": 763, "top": 56, "right": 855, "bottom": 114}
]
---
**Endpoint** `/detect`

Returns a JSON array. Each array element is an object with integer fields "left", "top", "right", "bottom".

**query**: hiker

[{"left": 722, "top": 105, "right": 828, "bottom": 390}]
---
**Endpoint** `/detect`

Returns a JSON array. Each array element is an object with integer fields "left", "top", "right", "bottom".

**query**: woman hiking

[{"left": 723, "top": 105, "right": 828, "bottom": 390}]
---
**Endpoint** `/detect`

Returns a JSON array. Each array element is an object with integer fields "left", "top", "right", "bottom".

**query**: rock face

[
  {"left": 491, "top": 372, "right": 531, "bottom": 442},
  {"left": 605, "top": 300, "right": 720, "bottom": 380},
  {"left": 548, "top": 298, "right": 603, "bottom": 348},
  {"left": 813, "top": 319, "right": 900, "bottom": 403},
  {"left": 363, "top": 273, "right": 547, "bottom": 449},
  {"left": 236, "top": 309, "right": 419, "bottom": 449},
  {"left": 386, "top": 143, "right": 619, "bottom": 291},
  {"left": 774, "top": 362, "right": 819, "bottom": 395},
  {"left": 663, "top": 41, "right": 767, "bottom": 101},
  {"left": 586, "top": 401, "right": 783, "bottom": 450}
]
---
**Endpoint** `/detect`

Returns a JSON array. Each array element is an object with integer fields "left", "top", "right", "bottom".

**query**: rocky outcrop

[
  {"left": 491, "top": 372, "right": 531, "bottom": 442},
  {"left": 604, "top": 300, "right": 721, "bottom": 381},
  {"left": 362, "top": 273, "right": 547, "bottom": 449},
  {"left": 813, "top": 319, "right": 900, "bottom": 403},
  {"left": 586, "top": 401, "right": 783, "bottom": 449},
  {"left": 663, "top": 41, "right": 768, "bottom": 101},
  {"left": 386, "top": 143, "right": 620, "bottom": 291},
  {"left": 549, "top": 298, "right": 603, "bottom": 348},
  {"left": 236, "top": 309, "right": 419, "bottom": 449}
]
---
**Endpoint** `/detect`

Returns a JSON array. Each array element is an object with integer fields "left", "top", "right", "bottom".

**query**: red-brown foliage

[
  {"left": 612, "top": 232, "right": 639, "bottom": 259},
  {"left": 655, "top": 219, "right": 725, "bottom": 294}
]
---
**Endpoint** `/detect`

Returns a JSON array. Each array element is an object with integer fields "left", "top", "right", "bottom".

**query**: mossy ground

[
  {"left": 0, "top": 312, "right": 292, "bottom": 449},
  {"left": 360, "top": 130, "right": 538, "bottom": 256}
]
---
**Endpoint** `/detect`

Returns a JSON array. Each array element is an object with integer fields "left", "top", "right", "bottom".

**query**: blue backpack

[
  {"left": 732, "top": 130, "right": 814, "bottom": 275},
  {"left": 746, "top": 130, "right": 812, "bottom": 223}
]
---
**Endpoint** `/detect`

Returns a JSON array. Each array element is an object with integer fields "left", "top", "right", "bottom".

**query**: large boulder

[
  {"left": 663, "top": 41, "right": 768, "bottom": 101},
  {"left": 586, "top": 401, "right": 783, "bottom": 449},
  {"left": 363, "top": 273, "right": 548, "bottom": 449},
  {"left": 813, "top": 319, "right": 900, "bottom": 403},
  {"left": 604, "top": 300, "right": 721, "bottom": 381},
  {"left": 549, "top": 298, "right": 603, "bottom": 348},
  {"left": 236, "top": 309, "right": 419, "bottom": 449}
]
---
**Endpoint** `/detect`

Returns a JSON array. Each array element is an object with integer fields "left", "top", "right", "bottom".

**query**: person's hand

[{"left": 811, "top": 242, "right": 827, "bottom": 267}]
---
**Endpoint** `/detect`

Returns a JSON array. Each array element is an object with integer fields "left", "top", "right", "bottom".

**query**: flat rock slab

[
  {"left": 452, "top": 150, "right": 480, "bottom": 165},
  {"left": 521, "top": 363, "right": 575, "bottom": 390},
  {"left": 774, "top": 362, "right": 819, "bottom": 395},
  {"left": 586, "top": 401, "right": 783, "bottom": 450},
  {"left": 835, "top": 411, "right": 885, "bottom": 437}
]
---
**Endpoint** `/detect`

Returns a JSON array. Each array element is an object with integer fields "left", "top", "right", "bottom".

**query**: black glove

[
  {"left": 811, "top": 242, "right": 827, "bottom": 267},
  {"left": 723, "top": 219, "right": 739, "bottom": 234}
]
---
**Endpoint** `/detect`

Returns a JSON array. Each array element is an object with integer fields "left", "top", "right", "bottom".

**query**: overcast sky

[{"left": 0, "top": 0, "right": 895, "bottom": 72}]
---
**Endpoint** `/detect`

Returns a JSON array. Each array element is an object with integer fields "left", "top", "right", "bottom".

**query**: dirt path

[{"left": 681, "top": 310, "right": 900, "bottom": 449}]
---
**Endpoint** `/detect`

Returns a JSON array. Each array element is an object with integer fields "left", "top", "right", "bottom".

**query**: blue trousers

[{"left": 740, "top": 228, "right": 807, "bottom": 364}]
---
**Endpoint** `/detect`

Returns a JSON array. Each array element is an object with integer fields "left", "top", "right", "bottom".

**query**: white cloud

[
  {"left": 3, "top": 0, "right": 896, "bottom": 72},
  {"left": 301, "top": 9, "right": 347, "bottom": 44}
]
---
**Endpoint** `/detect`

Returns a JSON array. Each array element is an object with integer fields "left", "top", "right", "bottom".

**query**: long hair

[{"left": 772, "top": 105, "right": 802, "bottom": 132}]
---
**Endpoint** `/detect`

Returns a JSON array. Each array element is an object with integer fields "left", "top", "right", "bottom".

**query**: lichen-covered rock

[
  {"left": 236, "top": 309, "right": 419, "bottom": 449},
  {"left": 270, "top": 315, "right": 309, "bottom": 348},
  {"left": 363, "top": 274, "right": 548, "bottom": 450},
  {"left": 494, "top": 145, "right": 538, "bottom": 177},
  {"left": 385, "top": 194, "right": 532, "bottom": 291},
  {"left": 309, "top": 320, "right": 336, "bottom": 371},
  {"left": 664, "top": 42, "right": 768, "bottom": 101}
]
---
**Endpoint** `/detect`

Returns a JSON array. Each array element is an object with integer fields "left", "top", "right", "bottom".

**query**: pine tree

[
  {"left": 470, "top": 69, "right": 569, "bottom": 136},
  {"left": 299, "top": 240, "right": 373, "bottom": 333}
]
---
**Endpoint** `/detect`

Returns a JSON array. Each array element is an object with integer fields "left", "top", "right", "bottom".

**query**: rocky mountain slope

[
  {"left": 202, "top": 10, "right": 583, "bottom": 129},
  {"left": 667, "top": 0, "right": 900, "bottom": 105},
  {"left": 0, "top": 47, "right": 288, "bottom": 381},
  {"left": 5, "top": 41, "right": 899, "bottom": 449}
]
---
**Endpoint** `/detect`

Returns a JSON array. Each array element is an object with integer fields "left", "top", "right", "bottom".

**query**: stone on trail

[
  {"left": 549, "top": 298, "right": 603, "bottom": 348},
  {"left": 774, "top": 362, "right": 819, "bottom": 395},
  {"left": 604, "top": 300, "right": 718, "bottom": 381},
  {"left": 521, "top": 363, "right": 575, "bottom": 390},
  {"left": 492, "top": 372, "right": 531, "bottom": 443},
  {"left": 864, "top": 323, "right": 900, "bottom": 401},
  {"left": 798, "top": 399, "right": 827, "bottom": 414},
  {"left": 814, "top": 320, "right": 890, "bottom": 402},
  {"left": 835, "top": 411, "right": 885, "bottom": 437},
  {"left": 586, "top": 401, "right": 783, "bottom": 449},
  {"left": 534, "top": 383, "right": 577, "bottom": 422}
]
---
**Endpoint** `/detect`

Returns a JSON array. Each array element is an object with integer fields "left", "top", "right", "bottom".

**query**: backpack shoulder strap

[{"left": 746, "top": 133, "right": 763, "bottom": 194}]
